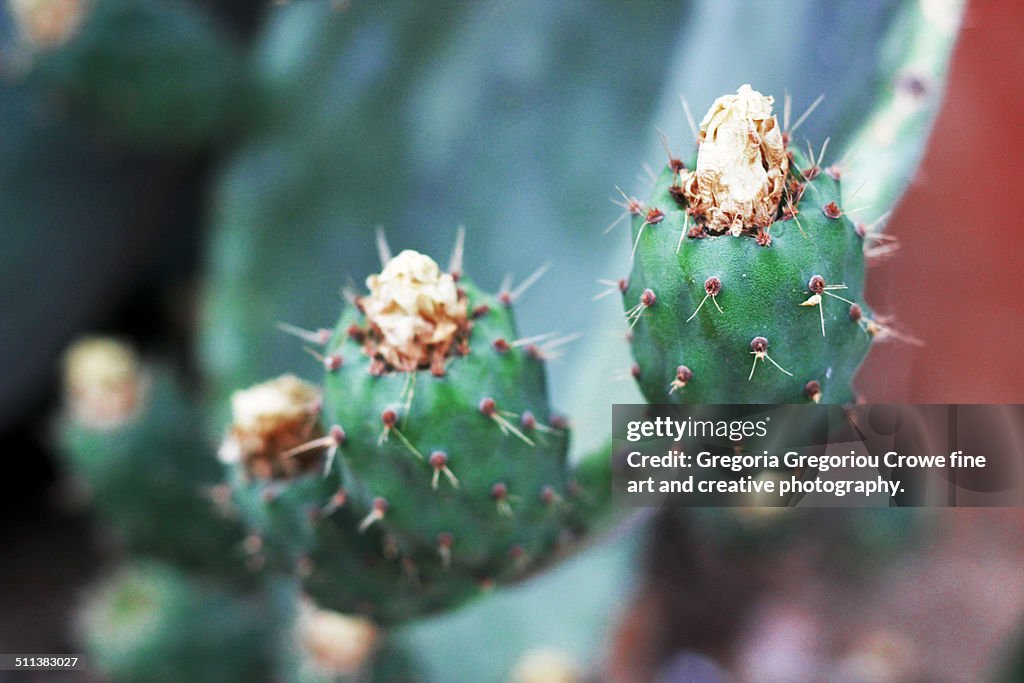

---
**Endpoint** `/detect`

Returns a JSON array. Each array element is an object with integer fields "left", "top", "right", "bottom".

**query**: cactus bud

[
  {"left": 298, "top": 600, "right": 377, "bottom": 676},
  {"left": 360, "top": 249, "right": 469, "bottom": 373},
  {"left": 220, "top": 374, "right": 324, "bottom": 479},
  {"left": 62, "top": 336, "right": 143, "bottom": 429},
  {"left": 680, "top": 84, "right": 788, "bottom": 235},
  {"left": 9, "top": 0, "right": 89, "bottom": 49}
]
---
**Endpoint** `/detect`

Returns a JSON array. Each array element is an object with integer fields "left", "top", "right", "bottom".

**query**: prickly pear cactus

[
  {"left": 624, "top": 85, "right": 881, "bottom": 405},
  {"left": 321, "top": 246, "right": 571, "bottom": 577}
]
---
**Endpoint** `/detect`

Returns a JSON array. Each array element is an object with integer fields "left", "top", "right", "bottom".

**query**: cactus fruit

[
  {"left": 624, "top": 85, "right": 875, "bottom": 405},
  {"left": 320, "top": 246, "right": 571, "bottom": 577}
]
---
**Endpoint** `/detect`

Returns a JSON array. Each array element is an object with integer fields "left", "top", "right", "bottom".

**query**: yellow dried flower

[
  {"left": 9, "top": 0, "right": 89, "bottom": 49},
  {"left": 63, "top": 336, "right": 143, "bottom": 429},
  {"left": 298, "top": 601, "right": 377, "bottom": 676},
  {"left": 681, "top": 84, "right": 788, "bottom": 236},
  {"left": 220, "top": 374, "right": 323, "bottom": 479},
  {"left": 361, "top": 249, "right": 468, "bottom": 374}
]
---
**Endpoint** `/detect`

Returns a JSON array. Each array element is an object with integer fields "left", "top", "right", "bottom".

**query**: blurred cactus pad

[{"left": 7, "top": 0, "right": 965, "bottom": 680}]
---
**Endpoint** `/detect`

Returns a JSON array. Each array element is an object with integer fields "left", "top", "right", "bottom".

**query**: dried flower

[
  {"left": 10, "top": 0, "right": 89, "bottom": 49},
  {"left": 220, "top": 374, "right": 323, "bottom": 479},
  {"left": 298, "top": 600, "right": 377, "bottom": 676},
  {"left": 361, "top": 249, "right": 468, "bottom": 373},
  {"left": 63, "top": 337, "right": 143, "bottom": 429},
  {"left": 681, "top": 84, "right": 788, "bottom": 235}
]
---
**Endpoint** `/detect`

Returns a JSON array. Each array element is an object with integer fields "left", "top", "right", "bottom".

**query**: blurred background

[{"left": 1, "top": 0, "right": 1023, "bottom": 681}]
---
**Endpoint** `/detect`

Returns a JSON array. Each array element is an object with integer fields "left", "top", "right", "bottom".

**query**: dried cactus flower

[
  {"left": 9, "top": 0, "right": 90, "bottom": 49},
  {"left": 510, "top": 649, "right": 584, "bottom": 683},
  {"left": 361, "top": 249, "right": 469, "bottom": 373},
  {"left": 681, "top": 84, "right": 788, "bottom": 235},
  {"left": 63, "top": 336, "right": 143, "bottom": 429},
  {"left": 298, "top": 600, "right": 377, "bottom": 676},
  {"left": 220, "top": 374, "right": 323, "bottom": 479}
]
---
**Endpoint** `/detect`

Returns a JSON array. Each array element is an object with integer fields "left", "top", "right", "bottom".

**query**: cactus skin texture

[
  {"left": 625, "top": 93, "right": 872, "bottom": 405},
  {"left": 321, "top": 252, "right": 573, "bottom": 593}
]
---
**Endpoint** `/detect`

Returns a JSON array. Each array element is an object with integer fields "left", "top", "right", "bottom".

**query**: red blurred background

[{"left": 859, "top": 0, "right": 1024, "bottom": 404}]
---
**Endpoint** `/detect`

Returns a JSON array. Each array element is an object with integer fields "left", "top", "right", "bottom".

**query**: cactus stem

[
  {"left": 685, "top": 276, "right": 724, "bottom": 322},
  {"left": 429, "top": 451, "right": 459, "bottom": 491},
  {"left": 437, "top": 532, "right": 454, "bottom": 569},
  {"left": 277, "top": 322, "right": 332, "bottom": 345},
  {"left": 748, "top": 336, "right": 793, "bottom": 380},
  {"left": 357, "top": 497, "right": 389, "bottom": 533}
]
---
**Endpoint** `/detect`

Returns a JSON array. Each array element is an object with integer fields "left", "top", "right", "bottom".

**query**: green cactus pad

[
  {"left": 323, "top": 278, "right": 570, "bottom": 576},
  {"left": 625, "top": 150, "right": 872, "bottom": 405}
]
